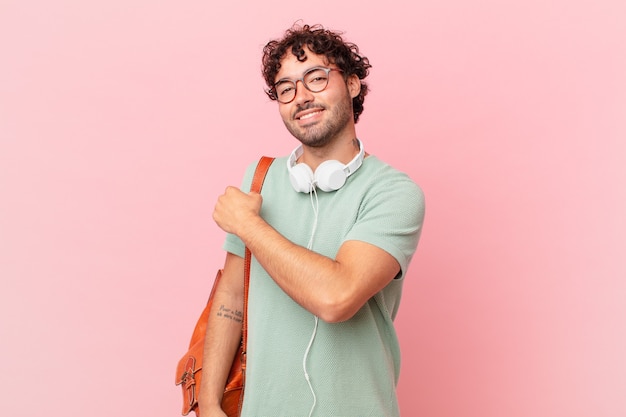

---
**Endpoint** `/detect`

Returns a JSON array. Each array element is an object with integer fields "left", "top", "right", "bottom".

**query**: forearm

[
  {"left": 240, "top": 216, "right": 356, "bottom": 322},
  {"left": 198, "top": 272, "right": 244, "bottom": 410}
]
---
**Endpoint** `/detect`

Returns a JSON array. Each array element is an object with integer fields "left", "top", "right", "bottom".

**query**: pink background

[{"left": 1, "top": 1, "right": 625, "bottom": 416}]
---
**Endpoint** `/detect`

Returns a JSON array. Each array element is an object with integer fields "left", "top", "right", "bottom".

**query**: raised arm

[{"left": 213, "top": 186, "right": 400, "bottom": 323}]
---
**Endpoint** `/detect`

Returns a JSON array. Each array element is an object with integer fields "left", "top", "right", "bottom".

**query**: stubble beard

[{"left": 283, "top": 92, "right": 353, "bottom": 148}]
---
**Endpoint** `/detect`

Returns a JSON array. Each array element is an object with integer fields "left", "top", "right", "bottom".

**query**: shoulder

[
  {"left": 351, "top": 156, "right": 426, "bottom": 228},
  {"left": 359, "top": 156, "right": 424, "bottom": 200}
]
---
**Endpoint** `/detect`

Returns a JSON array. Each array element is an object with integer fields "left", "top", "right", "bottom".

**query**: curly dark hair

[{"left": 262, "top": 23, "right": 372, "bottom": 123}]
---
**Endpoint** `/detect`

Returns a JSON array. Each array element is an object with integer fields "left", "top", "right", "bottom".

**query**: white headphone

[{"left": 287, "top": 139, "right": 365, "bottom": 193}]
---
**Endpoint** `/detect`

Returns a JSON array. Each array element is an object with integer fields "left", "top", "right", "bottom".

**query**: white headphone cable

[
  {"left": 303, "top": 315, "right": 319, "bottom": 417},
  {"left": 304, "top": 186, "right": 319, "bottom": 417},
  {"left": 306, "top": 185, "right": 319, "bottom": 249}
]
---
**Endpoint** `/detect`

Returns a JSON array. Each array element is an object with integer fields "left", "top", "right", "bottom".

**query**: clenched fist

[{"left": 213, "top": 186, "right": 263, "bottom": 236}]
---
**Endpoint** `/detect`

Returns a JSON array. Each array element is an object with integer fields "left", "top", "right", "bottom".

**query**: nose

[{"left": 293, "top": 79, "right": 314, "bottom": 105}]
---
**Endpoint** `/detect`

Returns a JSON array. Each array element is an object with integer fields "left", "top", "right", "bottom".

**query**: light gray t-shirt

[{"left": 224, "top": 154, "right": 425, "bottom": 417}]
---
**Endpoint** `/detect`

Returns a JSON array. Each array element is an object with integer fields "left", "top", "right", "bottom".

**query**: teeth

[{"left": 299, "top": 111, "right": 321, "bottom": 120}]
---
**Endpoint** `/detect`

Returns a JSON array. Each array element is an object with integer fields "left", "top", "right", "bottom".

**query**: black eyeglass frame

[{"left": 270, "top": 67, "right": 344, "bottom": 104}]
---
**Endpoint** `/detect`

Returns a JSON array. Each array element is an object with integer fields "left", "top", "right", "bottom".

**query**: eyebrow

[{"left": 274, "top": 78, "right": 292, "bottom": 86}]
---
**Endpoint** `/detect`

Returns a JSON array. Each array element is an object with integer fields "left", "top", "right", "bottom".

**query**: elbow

[
  {"left": 320, "top": 311, "right": 355, "bottom": 324},
  {"left": 315, "top": 294, "right": 361, "bottom": 323}
]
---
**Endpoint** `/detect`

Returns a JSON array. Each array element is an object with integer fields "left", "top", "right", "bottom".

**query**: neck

[{"left": 299, "top": 136, "right": 361, "bottom": 170}]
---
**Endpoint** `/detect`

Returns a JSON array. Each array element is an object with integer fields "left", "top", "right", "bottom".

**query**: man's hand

[{"left": 213, "top": 186, "right": 263, "bottom": 235}]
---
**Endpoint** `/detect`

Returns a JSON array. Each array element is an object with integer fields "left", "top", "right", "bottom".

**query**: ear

[{"left": 347, "top": 74, "right": 361, "bottom": 99}]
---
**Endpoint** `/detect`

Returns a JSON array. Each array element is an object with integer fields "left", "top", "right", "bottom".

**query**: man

[{"left": 199, "top": 23, "right": 425, "bottom": 416}]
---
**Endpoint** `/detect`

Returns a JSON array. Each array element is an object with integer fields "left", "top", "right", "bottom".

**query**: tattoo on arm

[{"left": 216, "top": 304, "right": 243, "bottom": 323}]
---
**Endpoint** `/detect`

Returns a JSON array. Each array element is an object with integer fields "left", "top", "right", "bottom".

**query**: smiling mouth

[{"left": 296, "top": 109, "right": 323, "bottom": 120}]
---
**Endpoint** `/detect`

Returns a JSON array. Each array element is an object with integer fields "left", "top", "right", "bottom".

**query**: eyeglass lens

[{"left": 274, "top": 67, "right": 331, "bottom": 103}]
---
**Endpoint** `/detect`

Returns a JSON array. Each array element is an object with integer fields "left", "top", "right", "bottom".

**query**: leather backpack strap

[{"left": 242, "top": 156, "right": 274, "bottom": 372}]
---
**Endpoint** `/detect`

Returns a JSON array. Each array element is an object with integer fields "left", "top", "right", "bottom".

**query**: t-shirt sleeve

[{"left": 345, "top": 170, "right": 425, "bottom": 279}]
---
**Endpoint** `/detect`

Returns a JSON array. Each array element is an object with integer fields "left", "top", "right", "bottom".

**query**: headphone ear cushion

[
  {"left": 289, "top": 163, "right": 315, "bottom": 193},
  {"left": 315, "top": 160, "right": 347, "bottom": 192}
]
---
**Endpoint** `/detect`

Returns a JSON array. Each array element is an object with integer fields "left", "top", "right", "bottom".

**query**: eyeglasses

[{"left": 271, "top": 67, "right": 343, "bottom": 104}]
